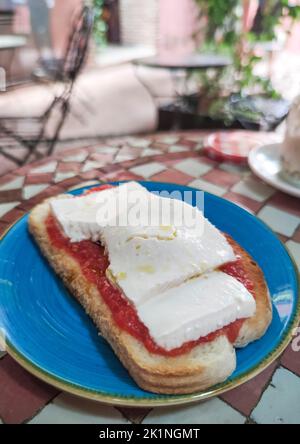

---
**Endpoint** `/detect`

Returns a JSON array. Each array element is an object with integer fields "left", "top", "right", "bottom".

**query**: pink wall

[
  {"left": 51, "top": 0, "right": 83, "bottom": 58},
  {"left": 158, "top": 0, "right": 200, "bottom": 58},
  {"left": 13, "top": 0, "right": 83, "bottom": 58}
]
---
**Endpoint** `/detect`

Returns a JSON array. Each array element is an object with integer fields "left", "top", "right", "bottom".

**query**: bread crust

[
  {"left": 28, "top": 195, "right": 272, "bottom": 394},
  {"left": 227, "top": 239, "right": 272, "bottom": 348}
]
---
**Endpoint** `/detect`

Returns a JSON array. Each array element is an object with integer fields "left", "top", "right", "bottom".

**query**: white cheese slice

[
  {"left": 104, "top": 219, "right": 235, "bottom": 304},
  {"left": 51, "top": 181, "right": 236, "bottom": 304},
  {"left": 50, "top": 182, "right": 150, "bottom": 242},
  {"left": 137, "top": 271, "right": 256, "bottom": 350}
]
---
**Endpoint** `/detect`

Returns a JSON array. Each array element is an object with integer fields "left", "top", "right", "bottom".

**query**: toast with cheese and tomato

[{"left": 28, "top": 181, "right": 272, "bottom": 394}]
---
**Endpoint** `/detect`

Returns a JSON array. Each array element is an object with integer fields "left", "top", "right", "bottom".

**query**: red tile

[
  {"left": 104, "top": 171, "right": 143, "bottom": 182},
  {"left": 57, "top": 148, "right": 88, "bottom": 160},
  {"left": 121, "top": 156, "right": 150, "bottom": 169},
  {"left": 224, "top": 191, "right": 264, "bottom": 213},
  {"left": 156, "top": 151, "right": 195, "bottom": 162},
  {"left": 117, "top": 146, "right": 141, "bottom": 157},
  {"left": 39, "top": 184, "right": 66, "bottom": 198},
  {"left": 25, "top": 173, "right": 53, "bottom": 185},
  {"left": 17, "top": 201, "right": 34, "bottom": 212},
  {"left": 89, "top": 153, "right": 114, "bottom": 163},
  {"left": 150, "top": 142, "right": 169, "bottom": 151},
  {"left": 163, "top": 158, "right": 186, "bottom": 167},
  {"left": 18, "top": 195, "right": 45, "bottom": 210},
  {"left": 0, "top": 207, "right": 26, "bottom": 225},
  {"left": 56, "top": 162, "right": 82, "bottom": 173},
  {"left": 79, "top": 170, "right": 102, "bottom": 180},
  {"left": 177, "top": 138, "right": 197, "bottom": 149},
  {"left": 151, "top": 168, "right": 194, "bottom": 185},
  {"left": 99, "top": 163, "right": 124, "bottom": 174},
  {"left": 117, "top": 407, "right": 151, "bottom": 424},
  {"left": 281, "top": 335, "right": 300, "bottom": 377},
  {"left": 197, "top": 155, "right": 219, "bottom": 166},
  {"left": 14, "top": 163, "right": 35, "bottom": 176},
  {"left": 276, "top": 233, "right": 289, "bottom": 244},
  {"left": 202, "top": 168, "right": 240, "bottom": 188},
  {"left": 0, "top": 173, "right": 19, "bottom": 187},
  {"left": 268, "top": 192, "right": 300, "bottom": 218},
  {"left": 221, "top": 360, "right": 279, "bottom": 416},
  {"left": 55, "top": 176, "right": 81, "bottom": 190},
  {"left": 151, "top": 153, "right": 198, "bottom": 168},
  {"left": 0, "top": 221, "right": 9, "bottom": 237},
  {"left": 0, "top": 355, "right": 59, "bottom": 424},
  {"left": 0, "top": 189, "right": 22, "bottom": 204},
  {"left": 292, "top": 226, "right": 300, "bottom": 243}
]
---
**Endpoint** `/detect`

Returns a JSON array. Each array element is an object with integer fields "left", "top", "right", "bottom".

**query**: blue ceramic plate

[{"left": 0, "top": 182, "right": 299, "bottom": 407}]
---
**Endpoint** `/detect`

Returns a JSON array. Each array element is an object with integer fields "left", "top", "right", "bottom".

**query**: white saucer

[{"left": 248, "top": 143, "right": 300, "bottom": 198}]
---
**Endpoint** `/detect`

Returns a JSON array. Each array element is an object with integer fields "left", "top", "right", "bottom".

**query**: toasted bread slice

[
  {"left": 225, "top": 237, "right": 272, "bottom": 348},
  {"left": 28, "top": 195, "right": 272, "bottom": 394}
]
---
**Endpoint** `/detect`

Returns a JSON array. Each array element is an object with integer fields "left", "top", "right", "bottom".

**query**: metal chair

[{"left": 0, "top": 5, "right": 94, "bottom": 166}]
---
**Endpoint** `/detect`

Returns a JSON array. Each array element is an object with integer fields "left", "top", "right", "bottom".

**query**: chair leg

[{"left": 46, "top": 101, "right": 70, "bottom": 156}]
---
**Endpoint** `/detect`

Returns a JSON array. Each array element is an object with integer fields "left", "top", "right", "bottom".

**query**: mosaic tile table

[{"left": 0, "top": 131, "right": 299, "bottom": 425}]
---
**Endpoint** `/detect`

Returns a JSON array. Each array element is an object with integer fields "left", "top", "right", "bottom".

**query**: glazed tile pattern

[
  {"left": 143, "top": 398, "right": 245, "bottom": 424},
  {"left": 251, "top": 367, "right": 300, "bottom": 424},
  {"left": 29, "top": 393, "right": 129, "bottom": 425},
  {"left": 0, "top": 130, "right": 299, "bottom": 424}
]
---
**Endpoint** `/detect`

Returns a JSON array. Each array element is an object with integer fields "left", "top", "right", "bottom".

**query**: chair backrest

[{"left": 61, "top": 5, "right": 94, "bottom": 83}]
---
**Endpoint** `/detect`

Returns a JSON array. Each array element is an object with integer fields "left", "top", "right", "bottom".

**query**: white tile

[
  {"left": 286, "top": 240, "right": 300, "bottom": 270},
  {"left": 62, "top": 152, "right": 88, "bottom": 163},
  {"left": 143, "top": 398, "right": 245, "bottom": 424},
  {"left": 54, "top": 171, "right": 77, "bottom": 183},
  {"left": 185, "top": 135, "right": 204, "bottom": 143},
  {"left": 126, "top": 137, "right": 151, "bottom": 148},
  {"left": 168, "top": 145, "right": 188, "bottom": 153},
  {"left": 0, "top": 176, "right": 24, "bottom": 191},
  {"left": 31, "top": 161, "right": 57, "bottom": 174},
  {"left": 189, "top": 178, "right": 226, "bottom": 196},
  {"left": 141, "top": 148, "right": 163, "bottom": 157},
  {"left": 174, "top": 159, "right": 212, "bottom": 177},
  {"left": 219, "top": 162, "right": 250, "bottom": 175},
  {"left": 251, "top": 367, "right": 300, "bottom": 424},
  {"left": 130, "top": 162, "right": 166, "bottom": 178},
  {"left": 194, "top": 142, "right": 204, "bottom": 151},
  {"left": 81, "top": 161, "right": 105, "bottom": 173},
  {"left": 29, "top": 393, "right": 129, "bottom": 424},
  {"left": 0, "top": 202, "right": 19, "bottom": 218},
  {"left": 232, "top": 177, "right": 275, "bottom": 202},
  {"left": 157, "top": 136, "right": 179, "bottom": 144},
  {"left": 94, "top": 146, "right": 118, "bottom": 154},
  {"left": 257, "top": 205, "right": 300, "bottom": 237},
  {"left": 23, "top": 184, "right": 48, "bottom": 200},
  {"left": 113, "top": 154, "right": 136, "bottom": 163}
]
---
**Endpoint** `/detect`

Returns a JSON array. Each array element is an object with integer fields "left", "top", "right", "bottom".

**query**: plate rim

[
  {"left": 248, "top": 143, "right": 300, "bottom": 198},
  {"left": 1, "top": 181, "right": 300, "bottom": 407}
]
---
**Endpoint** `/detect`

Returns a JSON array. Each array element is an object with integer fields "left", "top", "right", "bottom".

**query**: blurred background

[{"left": 0, "top": 0, "right": 300, "bottom": 174}]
